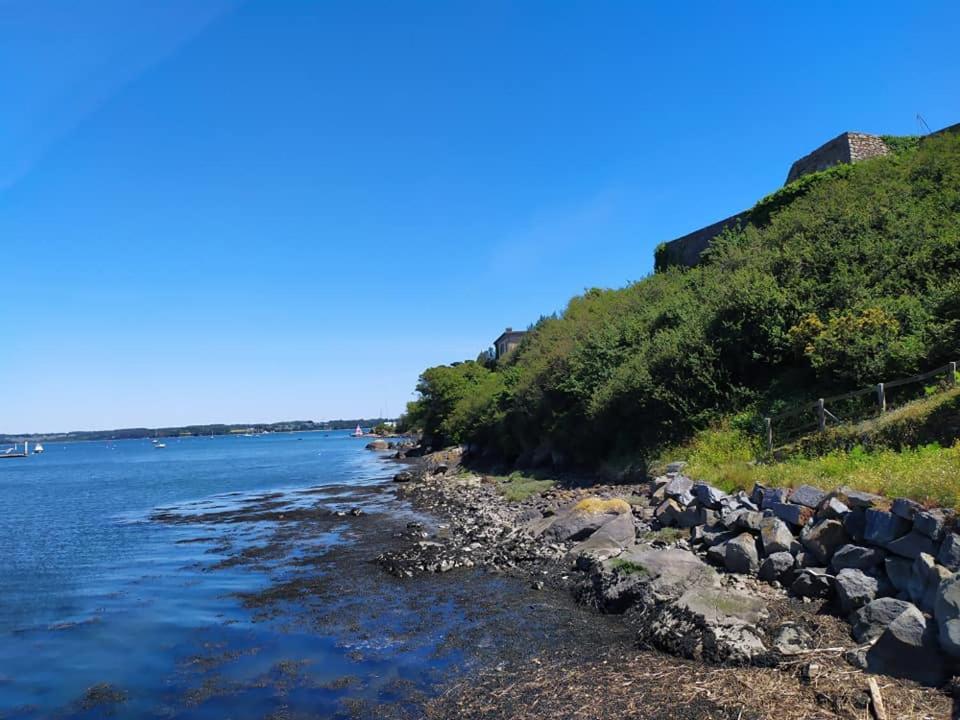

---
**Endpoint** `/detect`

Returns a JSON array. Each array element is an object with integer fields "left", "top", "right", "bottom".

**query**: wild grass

[
  {"left": 491, "top": 471, "right": 556, "bottom": 502},
  {"left": 638, "top": 527, "right": 688, "bottom": 543},
  {"left": 608, "top": 558, "right": 650, "bottom": 576},
  {"left": 572, "top": 497, "right": 632, "bottom": 515},
  {"left": 656, "top": 390, "right": 960, "bottom": 509}
]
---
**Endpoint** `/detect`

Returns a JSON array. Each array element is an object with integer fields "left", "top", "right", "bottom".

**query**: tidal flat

[{"left": 0, "top": 433, "right": 632, "bottom": 719}]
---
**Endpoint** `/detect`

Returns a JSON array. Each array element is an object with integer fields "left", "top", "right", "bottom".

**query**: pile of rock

[
  {"left": 377, "top": 473, "right": 571, "bottom": 577},
  {"left": 647, "top": 465, "right": 960, "bottom": 684}
]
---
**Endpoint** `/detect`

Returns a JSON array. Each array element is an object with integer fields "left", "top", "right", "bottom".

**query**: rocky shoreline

[{"left": 378, "top": 447, "right": 957, "bottom": 718}]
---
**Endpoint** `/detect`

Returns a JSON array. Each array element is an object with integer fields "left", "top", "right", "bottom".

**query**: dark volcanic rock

[
  {"left": 835, "top": 568, "right": 877, "bottom": 613},
  {"left": 914, "top": 509, "right": 947, "bottom": 540},
  {"left": 692, "top": 482, "right": 727, "bottom": 509},
  {"left": 800, "top": 519, "right": 848, "bottom": 564},
  {"left": 790, "top": 484, "right": 826, "bottom": 509},
  {"left": 885, "top": 556, "right": 913, "bottom": 592},
  {"left": 891, "top": 497, "right": 923, "bottom": 521},
  {"left": 759, "top": 517, "right": 797, "bottom": 556},
  {"left": 935, "top": 573, "right": 960, "bottom": 658},
  {"left": 724, "top": 533, "right": 760, "bottom": 575},
  {"left": 859, "top": 604, "right": 947, "bottom": 686},
  {"left": 864, "top": 509, "right": 910, "bottom": 546},
  {"left": 770, "top": 502, "right": 812, "bottom": 528},
  {"left": 885, "top": 531, "right": 937, "bottom": 560},
  {"left": 758, "top": 551, "right": 795, "bottom": 582},
  {"left": 842, "top": 507, "right": 867, "bottom": 543},
  {"left": 937, "top": 532, "right": 960, "bottom": 571},
  {"left": 830, "top": 544, "right": 885, "bottom": 572},
  {"left": 851, "top": 597, "right": 916, "bottom": 643},
  {"left": 791, "top": 568, "right": 833, "bottom": 599}
]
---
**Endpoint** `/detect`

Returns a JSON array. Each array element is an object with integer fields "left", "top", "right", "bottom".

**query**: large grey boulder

[
  {"left": 935, "top": 573, "right": 960, "bottom": 658},
  {"left": 917, "top": 558, "right": 952, "bottom": 613},
  {"left": 790, "top": 484, "right": 826, "bottom": 509},
  {"left": 914, "top": 509, "right": 947, "bottom": 540},
  {"left": 758, "top": 551, "right": 795, "bottom": 582},
  {"left": 830, "top": 544, "right": 885, "bottom": 572},
  {"left": 801, "top": 519, "right": 848, "bottom": 564},
  {"left": 850, "top": 598, "right": 917, "bottom": 643},
  {"left": 725, "top": 533, "right": 760, "bottom": 575},
  {"left": 842, "top": 507, "right": 867, "bottom": 542},
  {"left": 606, "top": 547, "right": 720, "bottom": 604},
  {"left": 937, "top": 532, "right": 960, "bottom": 571},
  {"left": 760, "top": 487, "right": 790, "bottom": 510},
  {"left": 664, "top": 476, "right": 694, "bottom": 506},
  {"left": 645, "top": 583, "right": 770, "bottom": 664},
  {"left": 864, "top": 509, "right": 910, "bottom": 546},
  {"left": 891, "top": 497, "right": 923, "bottom": 521},
  {"left": 885, "top": 531, "right": 937, "bottom": 560},
  {"left": 692, "top": 482, "right": 727, "bottom": 509},
  {"left": 839, "top": 487, "right": 883, "bottom": 509},
  {"left": 861, "top": 604, "right": 947, "bottom": 686},
  {"left": 759, "top": 517, "right": 797, "bottom": 556},
  {"left": 568, "top": 512, "right": 636, "bottom": 566},
  {"left": 544, "top": 502, "right": 629, "bottom": 542},
  {"left": 835, "top": 568, "right": 877, "bottom": 613},
  {"left": 885, "top": 556, "right": 913, "bottom": 592},
  {"left": 818, "top": 496, "right": 850, "bottom": 520},
  {"left": 656, "top": 499, "right": 704, "bottom": 529},
  {"left": 770, "top": 502, "right": 813, "bottom": 528},
  {"left": 701, "top": 524, "right": 737, "bottom": 547}
]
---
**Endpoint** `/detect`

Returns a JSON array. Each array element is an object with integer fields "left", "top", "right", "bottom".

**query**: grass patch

[
  {"left": 608, "top": 558, "right": 650, "bottom": 576},
  {"left": 657, "top": 414, "right": 960, "bottom": 509},
  {"left": 490, "top": 471, "right": 556, "bottom": 502},
  {"left": 638, "top": 527, "right": 688, "bottom": 543},
  {"left": 572, "top": 497, "right": 632, "bottom": 515}
]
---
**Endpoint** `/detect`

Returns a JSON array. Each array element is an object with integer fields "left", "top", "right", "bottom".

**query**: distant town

[{"left": 0, "top": 419, "right": 395, "bottom": 445}]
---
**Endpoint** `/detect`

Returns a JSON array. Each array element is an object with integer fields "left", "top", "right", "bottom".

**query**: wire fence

[{"left": 764, "top": 361, "right": 958, "bottom": 452}]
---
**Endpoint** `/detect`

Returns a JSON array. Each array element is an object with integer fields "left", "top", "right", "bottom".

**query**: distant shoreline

[{"left": 0, "top": 418, "right": 396, "bottom": 445}]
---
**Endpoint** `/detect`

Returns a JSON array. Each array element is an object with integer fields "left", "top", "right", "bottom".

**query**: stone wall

[
  {"left": 656, "top": 212, "right": 747, "bottom": 269},
  {"left": 785, "top": 132, "right": 889, "bottom": 185}
]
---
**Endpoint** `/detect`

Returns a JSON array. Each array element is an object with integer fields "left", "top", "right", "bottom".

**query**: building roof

[{"left": 493, "top": 327, "right": 526, "bottom": 345}]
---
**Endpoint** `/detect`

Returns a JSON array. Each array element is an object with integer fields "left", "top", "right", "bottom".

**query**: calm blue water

[{"left": 0, "top": 432, "right": 467, "bottom": 718}]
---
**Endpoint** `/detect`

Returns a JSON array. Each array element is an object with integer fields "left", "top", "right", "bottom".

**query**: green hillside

[{"left": 405, "top": 131, "right": 960, "bottom": 468}]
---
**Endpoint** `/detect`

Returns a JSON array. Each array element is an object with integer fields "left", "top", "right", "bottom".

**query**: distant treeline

[{"left": 0, "top": 419, "right": 393, "bottom": 444}]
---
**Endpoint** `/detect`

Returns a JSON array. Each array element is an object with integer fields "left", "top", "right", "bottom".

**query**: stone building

[
  {"left": 784, "top": 131, "right": 890, "bottom": 185},
  {"left": 656, "top": 126, "right": 935, "bottom": 269},
  {"left": 493, "top": 328, "right": 526, "bottom": 359}
]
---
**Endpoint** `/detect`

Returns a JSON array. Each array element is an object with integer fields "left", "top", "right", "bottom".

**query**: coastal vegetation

[{"left": 403, "top": 131, "right": 960, "bottom": 491}]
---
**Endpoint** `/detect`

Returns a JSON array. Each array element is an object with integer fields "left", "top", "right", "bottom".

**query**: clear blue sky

[{"left": 2, "top": 1, "right": 958, "bottom": 433}]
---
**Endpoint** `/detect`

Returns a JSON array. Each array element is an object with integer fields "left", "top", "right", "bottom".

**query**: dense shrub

[{"left": 406, "top": 131, "right": 960, "bottom": 464}]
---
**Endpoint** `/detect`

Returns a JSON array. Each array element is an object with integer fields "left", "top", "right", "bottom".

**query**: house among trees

[{"left": 493, "top": 328, "right": 526, "bottom": 359}]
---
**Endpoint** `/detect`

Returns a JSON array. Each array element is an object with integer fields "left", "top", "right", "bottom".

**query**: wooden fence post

[
  {"left": 764, "top": 417, "right": 772, "bottom": 454},
  {"left": 950, "top": 362, "right": 957, "bottom": 387},
  {"left": 876, "top": 383, "right": 886, "bottom": 414},
  {"left": 817, "top": 398, "right": 826, "bottom": 432}
]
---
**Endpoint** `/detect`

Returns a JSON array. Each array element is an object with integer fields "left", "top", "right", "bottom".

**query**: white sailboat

[
  {"left": 33, "top": 443, "right": 44, "bottom": 454},
  {"left": 352, "top": 424, "right": 364, "bottom": 437}
]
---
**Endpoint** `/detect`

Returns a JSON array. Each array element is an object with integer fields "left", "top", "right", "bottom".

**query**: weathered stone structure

[
  {"left": 657, "top": 123, "right": 955, "bottom": 269},
  {"left": 656, "top": 212, "right": 747, "bottom": 269},
  {"left": 784, "top": 131, "right": 889, "bottom": 185}
]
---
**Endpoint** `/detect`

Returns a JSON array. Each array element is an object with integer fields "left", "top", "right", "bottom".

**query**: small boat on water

[
  {"left": 352, "top": 425, "right": 364, "bottom": 437},
  {"left": 155, "top": 443, "right": 166, "bottom": 449},
  {"left": 33, "top": 443, "right": 44, "bottom": 454}
]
